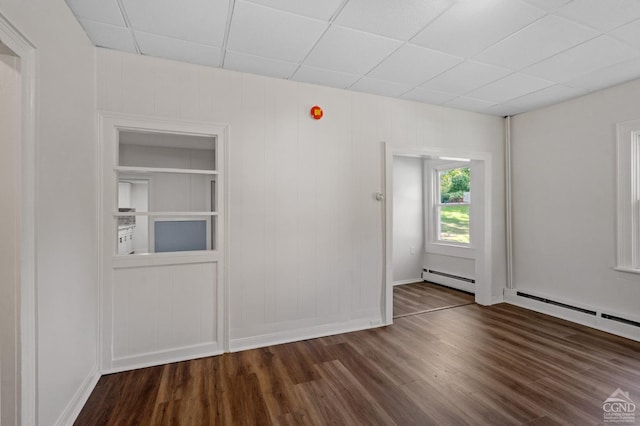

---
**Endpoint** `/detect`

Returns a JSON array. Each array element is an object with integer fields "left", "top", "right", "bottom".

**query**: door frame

[
  {"left": 0, "top": 11, "right": 38, "bottom": 426},
  {"left": 383, "top": 143, "right": 493, "bottom": 325}
]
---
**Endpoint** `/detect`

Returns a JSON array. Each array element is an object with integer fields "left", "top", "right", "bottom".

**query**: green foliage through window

[
  {"left": 440, "top": 167, "right": 470, "bottom": 203},
  {"left": 438, "top": 167, "right": 470, "bottom": 244}
]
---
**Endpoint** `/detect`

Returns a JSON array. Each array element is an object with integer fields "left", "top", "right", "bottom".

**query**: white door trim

[
  {"left": 98, "top": 112, "right": 230, "bottom": 371},
  {"left": 0, "top": 11, "right": 38, "bottom": 426},
  {"left": 383, "top": 143, "right": 493, "bottom": 325}
]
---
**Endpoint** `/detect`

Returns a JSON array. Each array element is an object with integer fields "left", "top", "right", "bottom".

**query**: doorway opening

[{"left": 383, "top": 144, "right": 493, "bottom": 325}]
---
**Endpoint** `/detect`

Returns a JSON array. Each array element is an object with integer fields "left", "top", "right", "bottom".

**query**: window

[
  {"left": 434, "top": 165, "right": 471, "bottom": 245},
  {"left": 115, "top": 130, "right": 219, "bottom": 255},
  {"left": 616, "top": 120, "right": 640, "bottom": 273}
]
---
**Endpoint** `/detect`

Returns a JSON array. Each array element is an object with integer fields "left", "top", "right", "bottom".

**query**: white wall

[
  {"left": 0, "top": 50, "right": 20, "bottom": 426},
  {"left": 511, "top": 78, "right": 640, "bottom": 318},
  {"left": 392, "top": 156, "right": 423, "bottom": 284},
  {"left": 0, "top": 1, "right": 98, "bottom": 424},
  {"left": 96, "top": 48, "right": 506, "bottom": 349}
]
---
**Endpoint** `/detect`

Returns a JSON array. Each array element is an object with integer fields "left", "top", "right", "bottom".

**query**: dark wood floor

[
  {"left": 76, "top": 303, "right": 640, "bottom": 425},
  {"left": 393, "top": 281, "right": 474, "bottom": 318}
]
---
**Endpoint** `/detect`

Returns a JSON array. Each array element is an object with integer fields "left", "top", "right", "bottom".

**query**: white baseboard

[
  {"left": 393, "top": 278, "right": 423, "bottom": 286},
  {"left": 104, "top": 342, "right": 223, "bottom": 374},
  {"left": 230, "top": 318, "right": 379, "bottom": 353},
  {"left": 55, "top": 366, "right": 100, "bottom": 426},
  {"left": 504, "top": 288, "right": 640, "bottom": 343}
]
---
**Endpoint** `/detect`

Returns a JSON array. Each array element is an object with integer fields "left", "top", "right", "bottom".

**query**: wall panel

[
  {"left": 96, "top": 48, "right": 505, "bottom": 349},
  {"left": 112, "top": 263, "right": 217, "bottom": 361}
]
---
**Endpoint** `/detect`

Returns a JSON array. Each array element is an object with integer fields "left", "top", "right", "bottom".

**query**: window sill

[{"left": 613, "top": 266, "right": 640, "bottom": 275}]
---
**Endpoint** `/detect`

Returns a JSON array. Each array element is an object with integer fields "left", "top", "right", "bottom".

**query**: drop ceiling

[{"left": 65, "top": 0, "right": 640, "bottom": 116}]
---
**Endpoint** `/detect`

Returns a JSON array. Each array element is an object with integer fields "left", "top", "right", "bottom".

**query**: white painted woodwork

[
  {"left": 100, "top": 113, "right": 227, "bottom": 371},
  {"left": 95, "top": 48, "right": 506, "bottom": 352},
  {"left": 511, "top": 77, "right": 640, "bottom": 320},
  {"left": 112, "top": 262, "right": 218, "bottom": 362},
  {"left": 0, "top": 51, "right": 21, "bottom": 426}
]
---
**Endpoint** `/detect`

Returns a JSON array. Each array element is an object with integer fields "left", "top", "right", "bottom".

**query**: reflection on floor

[{"left": 393, "top": 281, "right": 474, "bottom": 319}]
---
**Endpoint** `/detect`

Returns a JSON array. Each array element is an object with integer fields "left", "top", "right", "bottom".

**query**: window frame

[
  {"left": 114, "top": 130, "right": 219, "bottom": 256},
  {"left": 616, "top": 119, "right": 640, "bottom": 274},
  {"left": 424, "top": 159, "right": 475, "bottom": 259}
]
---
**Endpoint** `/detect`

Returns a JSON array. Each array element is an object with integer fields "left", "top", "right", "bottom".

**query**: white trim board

[
  {"left": 393, "top": 278, "right": 423, "bottom": 286},
  {"left": 53, "top": 368, "right": 100, "bottom": 426},
  {"left": 0, "top": 11, "right": 38, "bottom": 426},
  {"left": 504, "top": 288, "right": 640, "bottom": 343},
  {"left": 229, "top": 318, "right": 379, "bottom": 353}
]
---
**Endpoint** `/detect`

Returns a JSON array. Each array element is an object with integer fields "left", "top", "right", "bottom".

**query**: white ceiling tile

[
  {"left": 402, "top": 87, "right": 457, "bottom": 105},
  {"left": 65, "top": 0, "right": 124, "bottom": 26},
  {"left": 350, "top": 77, "right": 413, "bottom": 98},
  {"left": 243, "top": 0, "right": 345, "bottom": 21},
  {"left": 499, "top": 84, "right": 586, "bottom": 112},
  {"left": 523, "top": 35, "right": 640, "bottom": 82},
  {"left": 227, "top": 2, "right": 327, "bottom": 63},
  {"left": 467, "top": 73, "right": 554, "bottom": 103},
  {"left": 79, "top": 19, "right": 137, "bottom": 53},
  {"left": 134, "top": 31, "right": 221, "bottom": 67},
  {"left": 485, "top": 104, "right": 521, "bottom": 117},
  {"left": 556, "top": 0, "right": 640, "bottom": 31},
  {"left": 521, "top": 0, "right": 571, "bottom": 10},
  {"left": 334, "top": 0, "right": 453, "bottom": 41},
  {"left": 565, "top": 58, "right": 640, "bottom": 91},
  {"left": 611, "top": 18, "right": 640, "bottom": 50},
  {"left": 421, "top": 60, "right": 512, "bottom": 95},
  {"left": 224, "top": 51, "right": 298, "bottom": 79},
  {"left": 445, "top": 97, "right": 497, "bottom": 113},
  {"left": 291, "top": 66, "right": 361, "bottom": 89},
  {"left": 368, "top": 44, "right": 462, "bottom": 86},
  {"left": 411, "top": 0, "right": 545, "bottom": 57},
  {"left": 304, "top": 26, "right": 403, "bottom": 75},
  {"left": 121, "top": 0, "right": 229, "bottom": 46},
  {"left": 475, "top": 15, "right": 599, "bottom": 70}
]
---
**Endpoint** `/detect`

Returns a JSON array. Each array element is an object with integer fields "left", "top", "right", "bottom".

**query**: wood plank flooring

[
  {"left": 76, "top": 303, "right": 640, "bottom": 425},
  {"left": 393, "top": 281, "right": 474, "bottom": 318}
]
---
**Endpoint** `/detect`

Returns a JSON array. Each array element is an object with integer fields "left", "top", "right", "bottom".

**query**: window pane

[
  {"left": 116, "top": 215, "right": 216, "bottom": 255},
  {"left": 439, "top": 205, "right": 470, "bottom": 243},
  {"left": 118, "top": 173, "right": 216, "bottom": 212},
  {"left": 119, "top": 130, "right": 216, "bottom": 170},
  {"left": 439, "top": 167, "right": 470, "bottom": 203}
]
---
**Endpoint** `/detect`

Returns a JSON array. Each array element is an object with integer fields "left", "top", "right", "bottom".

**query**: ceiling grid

[{"left": 66, "top": 0, "right": 640, "bottom": 115}]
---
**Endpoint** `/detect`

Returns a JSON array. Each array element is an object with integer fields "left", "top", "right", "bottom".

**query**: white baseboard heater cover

[
  {"left": 516, "top": 291, "right": 596, "bottom": 316},
  {"left": 516, "top": 291, "right": 640, "bottom": 329},
  {"left": 424, "top": 268, "right": 475, "bottom": 284}
]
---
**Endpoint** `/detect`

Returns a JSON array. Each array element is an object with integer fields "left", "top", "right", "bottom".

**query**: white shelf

[
  {"left": 113, "top": 211, "right": 218, "bottom": 217},
  {"left": 115, "top": 166, "right": 218, "bottom": 175}
]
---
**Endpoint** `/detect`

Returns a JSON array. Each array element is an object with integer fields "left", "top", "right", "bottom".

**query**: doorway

[{"left": 383, "top": 144, "right": 493, "bottom": 325}]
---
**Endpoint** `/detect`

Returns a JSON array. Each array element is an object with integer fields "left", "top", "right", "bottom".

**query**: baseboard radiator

[
  {"left": 516, "top": 291, "right": 596, "bottom": 316},
  {"left": 600, "top": 313, "right": 640, "bottom": 328},
  {"left": 424, "top": 268, "right": 475, "bottom": 284},
  {"left": 508, "top": 290, "right": 640, "bottom": 341}
]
